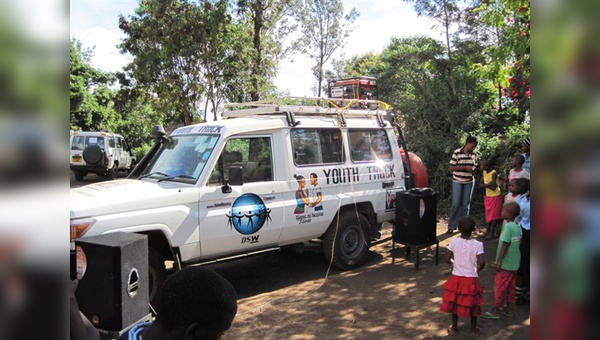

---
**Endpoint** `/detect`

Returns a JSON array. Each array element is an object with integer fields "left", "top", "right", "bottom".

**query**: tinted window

[
  {"left": 71, "top": 136, "right": 84, "bottom": 150},
  {"left": 291, "top": 129, "right": 343, "bottom": 166},
  {"left": 348, "top": 129, "right": 392, "bottom": 162},
  {"left": 209, "top": 137, "right": 273, "bottom": 185}
]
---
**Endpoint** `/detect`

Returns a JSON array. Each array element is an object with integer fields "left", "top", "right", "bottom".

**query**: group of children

[{"left": 440, "top": 139, "right": 531, "bottom": 336}]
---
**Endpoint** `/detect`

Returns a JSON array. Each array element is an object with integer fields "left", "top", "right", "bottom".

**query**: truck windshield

[{"left": 142, "top": 134, "right": 219, "bottom": 184}]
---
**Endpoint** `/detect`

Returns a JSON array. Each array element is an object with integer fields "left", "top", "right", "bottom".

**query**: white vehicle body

[
  {"left": 70, "top": 98, "right": 408, "bottom": 304},
  {"left": 70, "top": 131, "right": 135, "bottom": 180}
]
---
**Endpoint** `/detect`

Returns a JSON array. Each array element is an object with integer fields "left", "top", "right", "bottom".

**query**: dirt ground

[
  {"left": 210, "top": 221, "right": 530, "bottom": 340},
  {"left": 71, "top": 175, "right": 529, "bottom": 339}
]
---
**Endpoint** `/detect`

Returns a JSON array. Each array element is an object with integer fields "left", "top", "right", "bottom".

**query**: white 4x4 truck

[
  {"left": 70, "top": 131, "right": 136, "bottom": 180},
  {"left": 70, "top": 97, "right": 410, "bottom": 306}
]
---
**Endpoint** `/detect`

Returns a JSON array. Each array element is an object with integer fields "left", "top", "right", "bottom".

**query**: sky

[{"left": 70, "top": 0, "right": 439, "bottom": 97}]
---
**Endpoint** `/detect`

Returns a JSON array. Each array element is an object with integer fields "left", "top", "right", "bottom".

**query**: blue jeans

[{"left": 448, "top": 181, "right": 474, "bottom": 230}]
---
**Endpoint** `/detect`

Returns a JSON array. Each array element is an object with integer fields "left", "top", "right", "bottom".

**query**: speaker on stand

[{"left": 392, "top": 188, "right": 439, "bottom": 270}]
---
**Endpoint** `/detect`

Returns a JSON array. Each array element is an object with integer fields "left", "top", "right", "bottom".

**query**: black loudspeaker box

[
  {"left": 75, "top": 232, "right": 149, "bottom": 331},
  {"left": 394, "top": 189, "right": 438, "bottom": 245}
]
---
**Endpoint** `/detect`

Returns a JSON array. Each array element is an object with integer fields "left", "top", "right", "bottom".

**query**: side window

[
  {"left": 71, "top": 136, "right": 85, "bottom": 150},
  {"left": 291, "top": 129, "right": 343, "bottom": 166},
  {"left": 115, "top": 137, "right": 123, "bottom": 148},
  {"left": 208, "top": 137, "right": 273, "bottom": 186},
  {"left": 108, "top": 137, "right": 115, "bottom": 148},
  {"left": 348, "top": 129, "right": 392, "bottom": 162}
]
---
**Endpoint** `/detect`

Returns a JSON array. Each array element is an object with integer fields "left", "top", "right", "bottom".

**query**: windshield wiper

[
  {"left": 139, "top": 171, "right": 170, "bottom": 180},
  {"left": 157, "top": 174, "right": 196, "bottom": 182}
]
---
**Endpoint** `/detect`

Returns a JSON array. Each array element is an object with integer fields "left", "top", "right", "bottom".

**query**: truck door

[{"left": 198, "top": 136, "right": 284, "bottom": 259}]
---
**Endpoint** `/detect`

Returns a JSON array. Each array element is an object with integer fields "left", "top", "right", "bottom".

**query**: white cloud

[{"left": 74, "top": 25, "right": 132, "bottom": 73}]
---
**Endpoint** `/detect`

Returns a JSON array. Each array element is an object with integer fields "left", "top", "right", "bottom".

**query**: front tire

[
  {"left": 148, "top": 248, "right": 166, "bottom": 312},
  {"left": 74, "top": 171, "right": 85, "bottom": 181},
  {"left": 107, "top": 164, "right": 117, "bottom": 180},
  {"left": 323, "top": 211, "right": 370, "bottom": 270}
]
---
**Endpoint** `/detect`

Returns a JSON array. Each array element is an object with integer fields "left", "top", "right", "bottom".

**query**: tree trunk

[
  {"left": 204, "top": 98, "right": 209, "bottom": 122},
  {"left": 317, "top": 47, "right": 324, "bottom": 97},
  {"left": 443, "top": 0, "right": 456, "bottom": 97},
  {"left": 251, "top": 1, "right": 263, "bottom": 102}
]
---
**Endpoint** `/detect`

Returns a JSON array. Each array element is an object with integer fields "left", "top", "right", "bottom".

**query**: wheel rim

[{"left": 341, "top": 226, "right": 363, "bottom": 260}]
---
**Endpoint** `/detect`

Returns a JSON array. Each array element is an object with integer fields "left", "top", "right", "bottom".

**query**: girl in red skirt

[
  {"left": 440, "top": 216, "right": 485, "bottom": 336},
  {"left": 479, "top": 159, "right": 503, "bottom": 240}
]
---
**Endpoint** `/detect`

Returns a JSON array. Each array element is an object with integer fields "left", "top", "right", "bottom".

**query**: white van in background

[{"left": 70, "top": 131, "right": 136, "bottom": 180}]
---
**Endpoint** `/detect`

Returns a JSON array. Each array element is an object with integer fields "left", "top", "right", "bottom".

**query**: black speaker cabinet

[
  {"left": 394, "top": 189, "right": 438, "bottom": 245},
  {"left": 75, "top": 232, "right": 149, "bottom": 332}
]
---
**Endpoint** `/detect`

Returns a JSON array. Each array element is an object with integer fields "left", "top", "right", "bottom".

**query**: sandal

[
  {"left": 480, "top": 312, "right": 500, "bottom": 320},
  {"left": 499, "top": 307, "right": 513, "bottom": 317},
  {"left": 447, "top": 325, "right": 458, "bottom": 336}
]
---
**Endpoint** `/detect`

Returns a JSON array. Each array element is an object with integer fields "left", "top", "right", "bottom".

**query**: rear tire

[
  {"left": 74, "top": 171, "right": 85, "bottom": 181},
  {"left": 148, "top": 248, "right": 166, "bottom": 312},
  {"left": 323, "top": 210, "right": 370, "bottom": 270}
]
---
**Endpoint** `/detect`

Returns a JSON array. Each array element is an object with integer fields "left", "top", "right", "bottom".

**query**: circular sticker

[{"left": 227, "top": 193, "right": 271, "bottom": 235}]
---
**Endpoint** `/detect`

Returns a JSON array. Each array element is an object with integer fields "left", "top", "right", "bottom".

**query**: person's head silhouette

[{"left": 140, "top": 266, "right": 237, "bottom": 340}]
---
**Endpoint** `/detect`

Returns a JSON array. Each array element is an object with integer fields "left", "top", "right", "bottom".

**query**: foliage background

[{"left": 69, "top": 0, "right": 531, "bottom": 213}]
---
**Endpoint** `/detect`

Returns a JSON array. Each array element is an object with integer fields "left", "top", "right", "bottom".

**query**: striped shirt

[{"left": 449, "top": 147, "right": 477, "bottom": 183}]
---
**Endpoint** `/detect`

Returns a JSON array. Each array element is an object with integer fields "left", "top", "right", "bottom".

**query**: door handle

[{"left": 263, "top": 195, "right": 276, "bottom": 201}]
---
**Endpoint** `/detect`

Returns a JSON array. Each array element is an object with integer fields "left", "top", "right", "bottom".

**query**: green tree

[
  {"left": 70, "top": 39, "right": 118, "bottom": 131},
  {"left": 296, "top": 0, "right": 358, "bottom": 96},
  {"left": 112, "top": 71, "right": 163, "bottom": 159},
  {"left": 120, "top": 0, "right": 243, "bottom": 125},
  {"left": 236, "top": 0, "right": 298, "bottom": 101},
  {"left": 404, "top": 0, "right": 461, "bottom": 96}
]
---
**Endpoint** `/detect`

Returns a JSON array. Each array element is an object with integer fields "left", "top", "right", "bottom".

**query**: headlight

[{"left": 70, "top": 219, "right": 95, "bottom": 241}]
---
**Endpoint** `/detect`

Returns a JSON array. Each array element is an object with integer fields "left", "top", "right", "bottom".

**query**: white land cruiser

[
  {"left": 70, "top": 98, "right": 409, "bottom": 306},
  {"left": 70, "top": 131, "right": 136, "bottom": 180}
]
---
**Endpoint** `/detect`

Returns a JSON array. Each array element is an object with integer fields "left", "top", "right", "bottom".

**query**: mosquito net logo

[{"left": 226, "top": 193, "right": 271, "bottom": 235}]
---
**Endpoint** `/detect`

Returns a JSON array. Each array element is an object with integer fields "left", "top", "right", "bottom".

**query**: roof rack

[{"left": 223, "top": 96, "right": 391, "bottom": 119}]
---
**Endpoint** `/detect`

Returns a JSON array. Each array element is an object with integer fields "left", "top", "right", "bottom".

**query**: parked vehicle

[
  {"left": 70, "top": 97, "right": 413, "bottom": 307},
  {"left": 70, "top": 131, "right": 136, "bottom": 181}
]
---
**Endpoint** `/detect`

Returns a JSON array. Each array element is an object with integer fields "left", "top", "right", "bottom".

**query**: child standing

[
  {"left": 440, "top": 216, "right": 485, "bottom": 336},
  {"left": 504, "top": 179, "right": 520, "bottom": 204},
  {"left": 508, "top": 154, "right": 530, "bottom": 181},
  {"left": 479, "top": 160, "right": 503, "bottom": 240},
  {"left": 482, "top": 202, "right": 522, "bottom": 319},
  {"left": 514, "top": 178, "right": 531, "bottom": 305}
]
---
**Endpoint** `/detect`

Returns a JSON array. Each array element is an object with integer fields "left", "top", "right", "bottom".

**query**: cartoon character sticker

[
  {"left": 293, "top": 174, "right": 325, "bottom": 224},
  {"left": 294, "top": 175, "right": 309, "bottom": 214},
  {"left": 386, "top": 189, "right": 396, "bottom": 212}
]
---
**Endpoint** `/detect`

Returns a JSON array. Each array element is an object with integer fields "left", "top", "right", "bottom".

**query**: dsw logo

[{"left": 241, "top": 235, "right": 260, "bottom": 244}]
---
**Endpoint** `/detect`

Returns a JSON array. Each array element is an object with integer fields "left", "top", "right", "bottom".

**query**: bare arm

[
  {"left": 496, "top": 242, "right": 509, "bottom": 271},
  {"left": 70, "top": 280, "right": 100, "bottom": 340},
  {"left": 444, "top": 249, "right": 454, "bottom": 265},
  {"left": 489, "top": 172, "right": 498, "bottom": 190},
  {"left": 477, "top": 253, "right": 486, "bottom": 272},
  {"left": 449, "top": 164, "right": 474, "bottom": 172}
]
